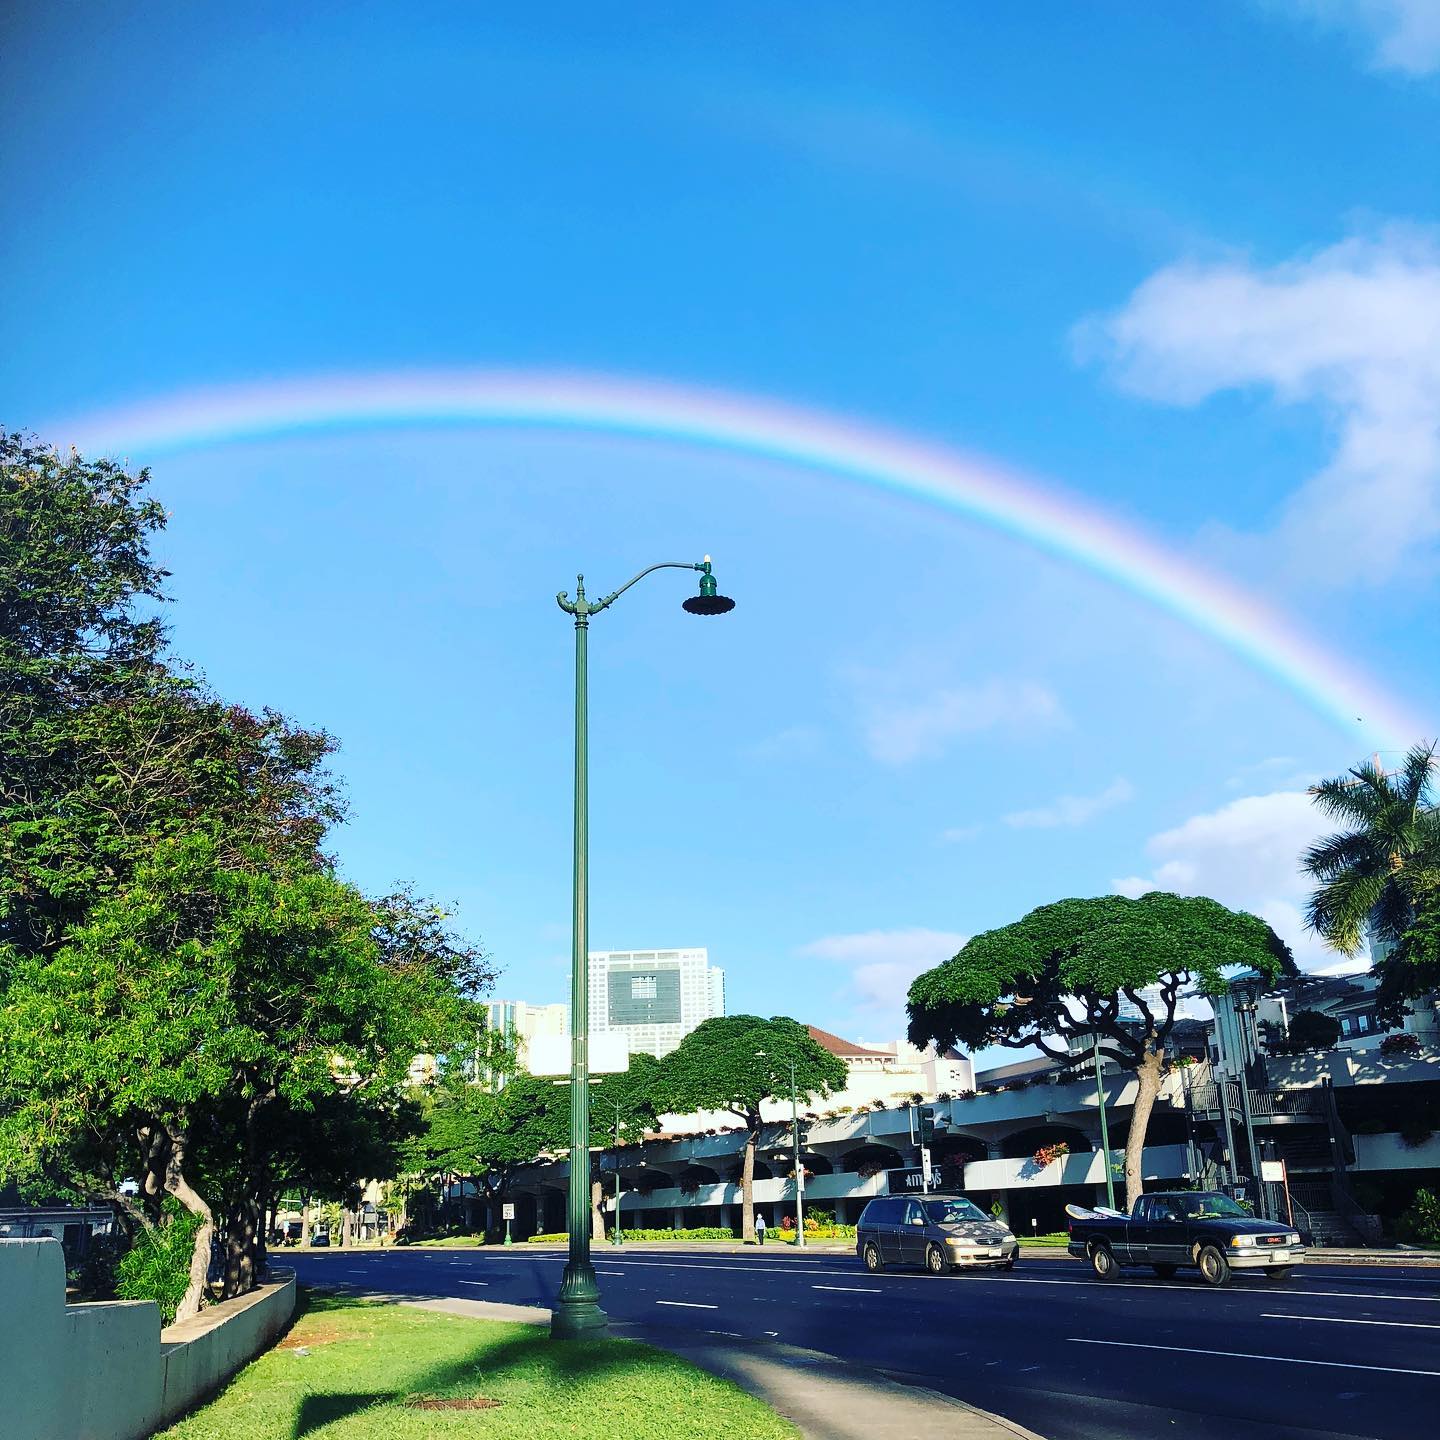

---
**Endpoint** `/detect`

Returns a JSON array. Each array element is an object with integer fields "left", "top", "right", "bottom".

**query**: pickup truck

[{"left": 1066, "top": 1191, "right": 1305, "bottom": 1287}]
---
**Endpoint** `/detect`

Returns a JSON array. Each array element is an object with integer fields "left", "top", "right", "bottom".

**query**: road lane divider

[
  {"left": 656, "top": 1300, "right": 718, "bottom": 1309},
  {"left": 1068, "top": 1337, "right": 1440, "bottom": 1378},
  {"left": 1262, "top": 1313, "right": 1440, "bottom": 1329},
  {"left": 812, "top": 1285, "right": 883, "bottom": 1294}
]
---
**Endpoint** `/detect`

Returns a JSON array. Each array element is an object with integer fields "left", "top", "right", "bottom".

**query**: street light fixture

[{"left": 551, "top": 557, "right": 735, "bottom": 1342}]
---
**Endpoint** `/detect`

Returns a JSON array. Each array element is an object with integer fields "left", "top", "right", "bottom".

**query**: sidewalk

[{"left": 400, "top": 1295, "right": 1044, "bottom": 1440}]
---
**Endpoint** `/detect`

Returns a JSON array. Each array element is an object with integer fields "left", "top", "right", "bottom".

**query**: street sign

[
  {"left": 920, "top": 1147, "right": 933, "bottom": 1188},
  {"left": 1260, "top": 1159, "right": 1285, "bottom": 1183},
  {"left": 502, "top": 1203, "right": 515, "bottom": 1221},
  {"left": 526, "top": 1031, "right": 629, "bottom": 1077}
]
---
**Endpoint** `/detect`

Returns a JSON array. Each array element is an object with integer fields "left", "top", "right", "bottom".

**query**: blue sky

[{"left": 3, "top": 3, "right": 1437, "bottom": 1047}]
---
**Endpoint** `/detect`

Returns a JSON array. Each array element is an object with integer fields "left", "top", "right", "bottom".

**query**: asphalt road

[{"left": 290, "top": 1246, "right": 1440, "bottom": 1440}]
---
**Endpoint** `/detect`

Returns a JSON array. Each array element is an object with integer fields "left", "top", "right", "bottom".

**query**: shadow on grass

[{"left": 290, "top": 1294, "right": 676, "bottom": 1440}]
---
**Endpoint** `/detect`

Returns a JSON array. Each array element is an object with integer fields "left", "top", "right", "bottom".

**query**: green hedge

[
  {"left": 116, "top": 1201, "right": 203, "bottom": 1325},
  {"left": 528, "top": 1226, "right": 737, "bottom": 1243}
]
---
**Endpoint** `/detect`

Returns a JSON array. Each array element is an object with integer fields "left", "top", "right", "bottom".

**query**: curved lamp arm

[{"left": 558, "top": 559, "right": 709, "bottom": 617}]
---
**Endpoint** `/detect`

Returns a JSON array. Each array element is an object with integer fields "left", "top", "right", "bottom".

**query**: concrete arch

[
  {"left": 839, "top": 1143, "right": 904, "bottom": 1175},
  {"left": 998, "top": 1125, "right": 1093, "bottom": 1161}
]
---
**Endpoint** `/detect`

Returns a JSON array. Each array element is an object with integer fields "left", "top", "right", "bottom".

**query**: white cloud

[
  {"left": 799, "top": 927, "right": 968, "bottom": 1037},
  {"left": 1004, "top": 777, "right": 1134, "bottom": 830},
  {"left": 1111, "top": 789, "right": 1350, "bottom": 969},
  {"left": 854, "top": 677, "right": 1065, "bottom": 765},
  {"left": 1273, "top": 1, "right": 1440, "bottom": 74},
  {"left": 939, "top": 823, "right": 984, "bottom": 843},
  {"left": 742, "top": 724, "right": 823, "bottom": 762},
  {"left": 1081, "top": 225, "right": 1440, "bottom": 586}
]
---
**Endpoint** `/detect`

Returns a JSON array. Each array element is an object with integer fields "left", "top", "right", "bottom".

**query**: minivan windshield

[{"left": 923, "top": 1198, "right": 988, "bottom": 1224}]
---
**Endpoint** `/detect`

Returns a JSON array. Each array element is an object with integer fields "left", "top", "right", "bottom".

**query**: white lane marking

[
  {"left": 656, "top": 1300, "right": 718, "bottom": 1310},
  {"left": 419, "top": 1253, "right": 1440, "bottom": 1305},
  {"left": 595, "top": 1270, "right": 624, "bottom": 1276},
  {"left": 459, "top": 1280, "right": 488, "bottom": 1287},
  {"left": 812, "top": 1285, "right": 882, "bottom": 1293},
  {"left": 707, "top": 1330, "right": 744, "bottom": 1337},
  {"left": 1263, "top": 1312, "right": 1440, "bottom": 1330},
  {"left": 1069, "top": 1337, "right": 1440, "bottom": 1378}
]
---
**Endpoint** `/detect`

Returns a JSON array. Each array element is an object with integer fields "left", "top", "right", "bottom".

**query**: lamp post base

[{"left": 551, "top": 1297, "right": 609, "bottom": 1340}]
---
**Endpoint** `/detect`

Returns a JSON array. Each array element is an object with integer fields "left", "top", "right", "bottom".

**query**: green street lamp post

[
  {"left": 788, "top": 1057, "right": 806, "bottom": 1247},
  {"left": 1092, "top": 1034, "right": 1117, "bottom": 1210},
  {"left": 551, "top": 558, "right": 734, "bottom": 1341},
  {"left": 758, "top": 1050, "right": 806, "bottom": 1246},
  {"left": 610, "top": 1097, "right": 625, "bottom": 1248}
]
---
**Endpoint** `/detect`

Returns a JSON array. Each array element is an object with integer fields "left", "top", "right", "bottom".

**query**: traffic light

[{"left": 917, "top": 1105, "right": 939, "bottom": 1146}]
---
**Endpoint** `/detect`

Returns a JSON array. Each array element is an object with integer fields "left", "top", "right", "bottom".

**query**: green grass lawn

[{"left": 157, "top": 1291, "right": 797, "bottom": 1440}]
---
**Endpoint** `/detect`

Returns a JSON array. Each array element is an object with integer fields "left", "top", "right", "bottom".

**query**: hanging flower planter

[{"left": 1033, "top": 1142, "right": 1070, "bottom": 1168}]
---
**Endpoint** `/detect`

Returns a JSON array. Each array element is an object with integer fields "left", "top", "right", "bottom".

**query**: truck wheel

[
  {"left": 925, "top": 1243, "right": 949, "bottom": 1275},
  {"left": 1151, "top": 1264, "right": 1178, "bottom": 1279},
  {"left": 1264, "top": 1267, "right": 1295, "bottom": 1281},
  {"left": 862, "top": 1242, "right": 884, "bottom": 1273},
  {"left": 1197, "top": 1245, "right": 1233, "bottom": 1287},
  {"left": 1090, "top": 1244, "right": 1121, "bottom": 1282}
]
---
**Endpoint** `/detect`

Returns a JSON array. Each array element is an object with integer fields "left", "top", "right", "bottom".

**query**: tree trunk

[
  {"left": 591, "top": 1178, "right": 606, "bottom": 1243},
  {"left": 740, "top": 1127, "right": 757, "bottom": 1242},
  {"left": 1123, "top": 1050, "right": 1165, "bottom": 1210},
  {"left": 301, "top": 1196, "right": 313, "bottom": 1246},
  {"left": 164, "top": 1129, "right": 214, "bottom": 1325},
  {"left": 223, "top": 1199, "right": 261, "bottom": 1298}
]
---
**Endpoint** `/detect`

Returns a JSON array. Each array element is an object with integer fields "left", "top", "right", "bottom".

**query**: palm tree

[{"left": 1303, "top": 741, "right": 1440, "bottom": 955}]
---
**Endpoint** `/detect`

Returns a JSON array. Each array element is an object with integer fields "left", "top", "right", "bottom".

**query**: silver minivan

[{"left": 856, "top": 1194, "right": 1018, "bottom": 1274}]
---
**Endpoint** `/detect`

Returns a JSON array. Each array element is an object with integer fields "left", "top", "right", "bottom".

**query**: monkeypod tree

[
  {"left": 907, "top": 893, "right": 1292, "bottom": 1208},
  {"left": 657, "top": 1016, "right": 846, "bottom": 1242}
]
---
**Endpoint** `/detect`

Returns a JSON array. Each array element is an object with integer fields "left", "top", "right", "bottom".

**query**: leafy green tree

[
  {"left": 405, "top": 1067, "right": 568, "bottom": 1236},
  {"left": 907, "top": 893, "right": 1292, "bottom": 1208},
  {"left": 1378, "top": 901, "right": 1440, "bottom": 1027},
  {"left": 1303, "top": 743, "right": 1440, "bottom": 956},
  {"left": 1, "top": 834, "right": 474, "bottom": 1317},
  {"left": 1285, "top": 1009, "right": 1342, "bottom": 1052},
  {"left": 656, "top": 1016, "right": 846, "bottom": 1242}
]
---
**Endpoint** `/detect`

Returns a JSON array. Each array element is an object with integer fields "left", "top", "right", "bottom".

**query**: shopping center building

[{"left": 486, "top": 973, "right": 1440, "bottom": 1243}]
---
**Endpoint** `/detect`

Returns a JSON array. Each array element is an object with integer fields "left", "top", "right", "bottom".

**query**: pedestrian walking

[{"left": 755, "top": 1213, "right": 767, "bottom": 1245}]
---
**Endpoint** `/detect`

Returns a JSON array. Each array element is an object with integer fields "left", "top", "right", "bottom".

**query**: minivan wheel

[
  {"left": 862, "top": 1242, "right": 883, "bottom": 1273},
  {"left": 1090, "top": 1244, "right": 1121, "bottom": 1282},
  {"left": 925, "top": 1243, "right": 948, "bottom": 1275}
]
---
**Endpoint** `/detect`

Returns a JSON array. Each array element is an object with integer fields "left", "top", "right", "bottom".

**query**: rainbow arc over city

[{"left": 54, "top": 368, "right": 1425, "bottom": 749}]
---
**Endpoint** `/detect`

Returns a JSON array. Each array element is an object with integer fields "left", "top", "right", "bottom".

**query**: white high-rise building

[
  {"left": 588, "top": 947, "right": 725, "bottom": 1057},
  {"left": 485, "top": 1000, "right": 570, "bottom": 1057}
]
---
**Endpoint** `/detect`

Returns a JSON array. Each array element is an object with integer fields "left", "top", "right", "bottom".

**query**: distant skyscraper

[
  {"left": 485, "top": 1000, "right": 570, "bottom": 1056},
  {"left": 588, "top": 947, "right": 724, "bottom": 1057}
]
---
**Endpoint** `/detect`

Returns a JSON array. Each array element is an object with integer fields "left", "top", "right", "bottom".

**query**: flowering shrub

[
  {"left": 1381, "top": 1033, "right": 1422, "bottom": 1057},
  {"left": 1032, "top": 1142, "right": 1070, "bottom": 1168}
]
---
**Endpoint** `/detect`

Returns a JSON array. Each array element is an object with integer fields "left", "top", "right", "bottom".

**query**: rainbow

[{"left": 51, "top": 367, "right": 1425, "bottom": 748}]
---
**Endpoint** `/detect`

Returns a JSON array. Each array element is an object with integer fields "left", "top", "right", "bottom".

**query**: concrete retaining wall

[{"left": 0, "top": 1237, "right": 295, "bottom": 1440}]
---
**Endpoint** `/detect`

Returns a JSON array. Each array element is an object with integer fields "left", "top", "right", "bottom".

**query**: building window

[
  {"left": 1340, "top": 1017, "right": 1352, "bottom": 1035},
  {"left": 631, "top": 975, "right": 658, "bottom": 1000},
  {"left": 1357, "top": 1014, "right": 1370, "bottom": 1032}
]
